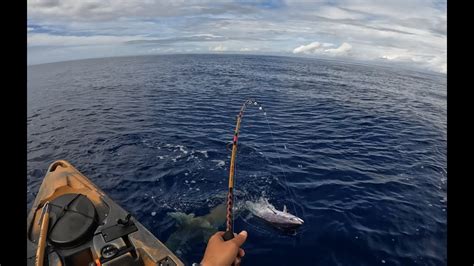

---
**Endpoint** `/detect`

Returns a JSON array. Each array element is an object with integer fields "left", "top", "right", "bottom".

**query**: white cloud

[
  {"left": 27, "top": 0, "right": 446, "bottom": 73},
  {"left": 325, "top": 42, "right": 352, "bottom": 55},
  {"left": 379, "top": 50, "right": 446, "bottom": 74},
  {"left": 293, "top": 41, "right": 352, "bottom": 56},
  {"left": 27, "top": 33, "right": 152, "bottom": 46},
  {"left": 209, "top": 44, "right": 227, "bottom": 52},
  {"left": 27, "top": 0, "right": 258, "bottom": 21},
  {"left": 294, "top": 40, "right": 445, "bottom": 74},
  {"left": 240, "top": 47, "right": 259, "bottom": 52},
  {"left": 293, "top": 42, "right": 323, "bottom": 54},
  {"left": 317, "top": 6, "right": 365, "bottom": 20}
]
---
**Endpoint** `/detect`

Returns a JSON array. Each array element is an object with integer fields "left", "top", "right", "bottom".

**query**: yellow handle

[{"left": 36, "top": 203, "right": 50, "bottom": 266}]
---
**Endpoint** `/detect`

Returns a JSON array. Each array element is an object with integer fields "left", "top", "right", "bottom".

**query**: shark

[
  {"left": 165, "top": 203, "right": 227, "bottom": 254},
  {"left": 165, "top": 197, "right": 303, "bottom": 254}
]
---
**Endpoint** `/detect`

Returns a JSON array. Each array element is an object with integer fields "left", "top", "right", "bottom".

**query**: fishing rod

[
  {"left": 223, "top": 98, "right": 259, "bottom": 241},
  {"left": 221, "top": 99, "right": 301, "bottom": 243}
]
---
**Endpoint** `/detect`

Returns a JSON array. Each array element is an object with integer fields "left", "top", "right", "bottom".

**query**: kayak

[{"left": 27, "top": 160, "right": 184, "bottom": 266}]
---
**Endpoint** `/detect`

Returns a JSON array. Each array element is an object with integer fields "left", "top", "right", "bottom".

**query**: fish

[
  {"left": 246, "top": 197, "right": 304, "bottom": 230},
  {"left": 165, "top": 197, "right": 302, "bottom": 254},
  {"left": 165, "top": 204, "right": 227, "bottom": 254}
]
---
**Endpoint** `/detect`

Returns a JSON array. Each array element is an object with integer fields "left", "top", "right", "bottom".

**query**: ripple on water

[{"left": 27, "top": 55, "right": 446, "bottom": 266}]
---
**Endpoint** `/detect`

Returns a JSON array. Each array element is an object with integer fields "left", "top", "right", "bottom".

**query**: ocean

[{"left": 27, "top": 54, "right": 447, "bottom": 265}]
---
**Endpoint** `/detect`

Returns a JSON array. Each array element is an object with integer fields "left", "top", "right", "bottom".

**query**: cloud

[
  {"left": 379, "top": 51, "right": 446, "bottom": 74},
  {"left": 293, "top": 42, "right": 322, "bottom": 54},
  {"left": 325, "top": 42, "right": 352, "bottom": 55},
  {"left": 240, "top": 47, "right": 259, "bottom": 52},
  {"left": 27, "top": 33, "right": 148, "bottom": 47},
  {"left": 293, "top": 40, "right": 445, "bottom": 74},
  {"left": 317, "top": 6, "right": 365, "bottom": 20},
  {"left": 27, "top": 0, "right": 260, "bottom": 21},
  {"left": 293, "top": 41, "right": 351, "bottom": 56},
  {"left": 209, "top": 44, "right": 228, "bottom": 52},
  {"left": 125, "top": 34, "right": 227, "bottom": 45},
  {"left": 27, "top": 0, "right": 446, "bottom": 73}
]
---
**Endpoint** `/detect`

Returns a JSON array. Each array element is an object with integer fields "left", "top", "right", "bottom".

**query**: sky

[{"left": 27, "top": 0, "right": 447, "bottom": 74}]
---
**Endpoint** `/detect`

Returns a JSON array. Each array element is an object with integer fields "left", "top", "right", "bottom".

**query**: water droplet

[
  {"left": 381, "top": 259, "right": 386, "bottom": 264},
  {"left": 191, "top": 180, "right": 196, "bottom": 184},
  {"left": 259, "top": 107, "right": 262, "bottom": 110},
  {"left": 185, "top": 173, "right": 189, "bottom": 176},
  {"left": 151, "top": 211, "right": 156, "bottom": 216}
]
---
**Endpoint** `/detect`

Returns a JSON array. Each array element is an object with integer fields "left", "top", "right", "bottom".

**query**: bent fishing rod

[{"left": 223, "top": 98, "right": 261, "bottom": 241}]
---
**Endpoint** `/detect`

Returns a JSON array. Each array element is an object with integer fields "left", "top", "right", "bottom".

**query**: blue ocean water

[{"left": 27, "top": 54, "right": 447, "bottom": 265}]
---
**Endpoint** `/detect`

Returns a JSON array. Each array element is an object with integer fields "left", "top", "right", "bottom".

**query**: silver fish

[{"left": 246, "top": 197, "right": 304, "bottom": 230}]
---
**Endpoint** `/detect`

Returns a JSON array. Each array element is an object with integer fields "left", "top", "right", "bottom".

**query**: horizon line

[{"left": 27, "top": 52, "right": 446, "bottom": 76}]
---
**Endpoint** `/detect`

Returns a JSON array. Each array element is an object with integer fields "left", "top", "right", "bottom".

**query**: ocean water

[{"left": 27, "top": 54, "right": 447, "bottom": 265}]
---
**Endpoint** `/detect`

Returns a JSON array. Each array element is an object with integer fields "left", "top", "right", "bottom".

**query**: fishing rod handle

[
  {"left": 222, "top": 231, "right": 239, "bottom": 266},
  {"left": 225, "top": 189, "right": 234, "bottom": 232},
  {"left": 222, "top": 230, "right": 235, "bottom": 241}
]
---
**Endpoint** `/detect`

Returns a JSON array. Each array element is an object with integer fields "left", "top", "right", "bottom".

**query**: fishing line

[
  {"left": 260, "top": 109, "right": 300, "bottom": 217},
  {"left": 239, "top": 101, "right": 299, "bottom": 217},
  {"left": 248, "top": 102, "right": 298, "bottom": 205},
  {"left": 223, "top": 98, "right": 300, "bottom": 241}
]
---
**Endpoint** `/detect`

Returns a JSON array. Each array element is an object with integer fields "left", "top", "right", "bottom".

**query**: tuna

[{"left": 246, "top": 197, "right": 304, "bottom": 230}]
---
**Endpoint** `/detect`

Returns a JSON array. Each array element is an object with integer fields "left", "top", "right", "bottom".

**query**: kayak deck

[{"left": 27, "top": 160, "right": 184, "bottom": 266}]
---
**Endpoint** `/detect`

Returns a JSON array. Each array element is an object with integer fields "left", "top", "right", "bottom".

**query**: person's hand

[{"left": 201, "top": 230, "right": 248, "bottom": 266}]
